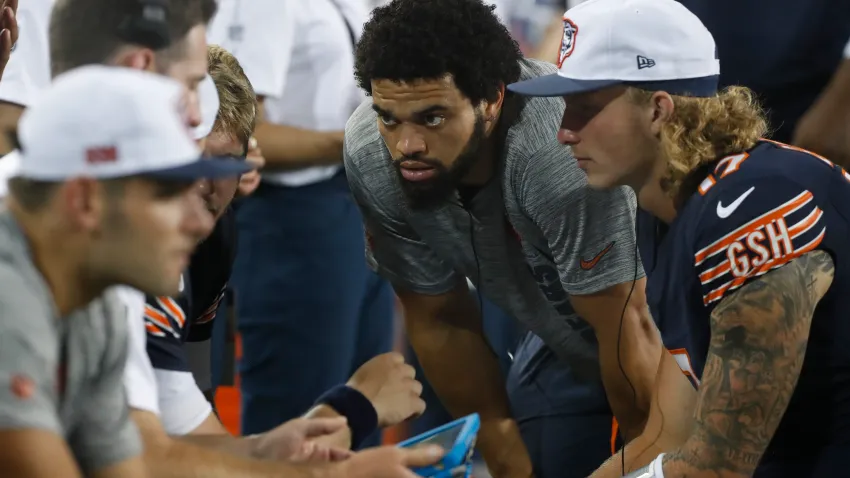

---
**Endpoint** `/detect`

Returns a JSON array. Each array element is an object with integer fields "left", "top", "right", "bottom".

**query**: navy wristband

[{"left": 313, "top": 385, "right": 378, "bottom": 449}]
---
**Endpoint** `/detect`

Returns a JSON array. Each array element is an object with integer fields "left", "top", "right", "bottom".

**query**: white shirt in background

[
  {"left": 208, "top": 0, "right": 366, "bottom": 187},
  {"left": 0, "top": 0, "right": 52, "bottom": 108},
  {"left": 0, "top": 0, "right": 53, "bottom": 193},
  {"left": 119, "top": 287, "right": 161, "bottom": 416}
]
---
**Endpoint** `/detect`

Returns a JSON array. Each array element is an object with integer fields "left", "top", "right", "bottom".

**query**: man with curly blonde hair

[{"left": 511, "top": 0, "right": 849, "bottom": 477}]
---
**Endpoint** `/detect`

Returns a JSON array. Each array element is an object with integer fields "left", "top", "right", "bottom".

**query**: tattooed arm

[{"left": 660, "top": 250, "right": 835, "bottom": 477}]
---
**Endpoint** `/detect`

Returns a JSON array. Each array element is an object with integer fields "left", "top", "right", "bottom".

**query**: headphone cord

[
  {"left": 468, "top": 211, "right": 485, "bottom": 323},
  {"left": 468, "top": 198, "right": 638, "bottom": 475},
  {"left": 618, "top": 207, "right": 641, "bottom": 474}
]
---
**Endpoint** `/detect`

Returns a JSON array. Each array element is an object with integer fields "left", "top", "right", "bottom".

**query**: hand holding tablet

[{"left": 398, "top": 413, "right": 480, "bottom": 478}]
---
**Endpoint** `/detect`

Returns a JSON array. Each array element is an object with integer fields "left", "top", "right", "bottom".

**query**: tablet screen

[{"left": 409, "top": 423, "right": 464, "bottom": 450}]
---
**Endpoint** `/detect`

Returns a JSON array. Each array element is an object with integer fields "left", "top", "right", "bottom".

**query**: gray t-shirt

[
  {"left": 344, "top": 59, "right": 643, "bottom": 379},
  {"left": 0, "top": 210, "right": 142, "bottom": 473}
]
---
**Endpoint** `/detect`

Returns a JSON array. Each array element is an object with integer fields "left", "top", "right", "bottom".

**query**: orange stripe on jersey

[
  {"left": 144, "top": 304, "right": 176, "bottom": 336},
  {"left": 145, "top": 322, "right": 165, "bottom": 337},
  {"left": 694, "top": 190, "right": 812, "bottom": 265},
  {"left": 702, "top": 227, "right": 825, "bottom": 305},
  {"left": 697, "top": 206, "right": 823, "bottom": 285},
  {"left": 157, "top": 296, "right": 186, "bottom": 327},
  {"left": 789, "top": 207, "right": 823, "bottom": 236},
  {"left": 698, "top": 175, "right": 716, "bottom": 196},
  {"left": 714, "top": 152, "right": 749, "bottom": 178},
  {"left": 610, "top": 418, "right": 619, "bottom": 455}
]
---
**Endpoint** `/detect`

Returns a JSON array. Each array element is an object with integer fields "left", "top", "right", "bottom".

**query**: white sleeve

[
  {"left": 116, "top": 286, "right": 161, "bottom": 415},
  {"left": 207, "top": 0, "right": 296, "bottom": 98},
  {"left": 0, "top": 0, "right": 52, "bottom": 107},
  {"left": 0, "top": 151, "right": 21, "bottom": 198},
  {"left": 154, "top": 369, "right": 213, "bottom": 436},
  {"left": 844, "top": 35, "right": 850, "bottom": 59}
]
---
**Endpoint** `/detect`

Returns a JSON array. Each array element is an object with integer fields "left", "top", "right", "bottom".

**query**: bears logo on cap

[{"left": 557, "top": 18, "right": 578, "bottom": 68}]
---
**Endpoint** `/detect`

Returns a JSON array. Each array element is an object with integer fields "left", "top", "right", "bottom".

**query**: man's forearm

[
  {"left": 178, "top": 410, "right": 260, "bottom": 458},
  {"left": 91, "top": 457, "right": 148, "bottom": 478},
  {"left": 147, "top": 436, "right": 316, "bottom": 478},
  {"left": 407, "top": 316, "right": 531, "bottom": 477},
  {"left": 254, "top": 121, "right": 344, "bottom": 170},
  {"left": 179, "top": 433, "right": 259, "bottom": 458},
  {"left": 180, "top": 404, "right": 353, "bottom": 458},
  {"left": 571, "top": 281, "right": 661, "bottom": 441},
  {"left": 593, "top": 303, "right": 659, "bottom": 440},
  {"left": 134, "top": 409, "right": 316, "bottom": 478}
]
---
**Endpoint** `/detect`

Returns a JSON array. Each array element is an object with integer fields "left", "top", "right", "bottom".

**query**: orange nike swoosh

[{"left": 580, "top": 242, "right": 615, "bottom": 270}]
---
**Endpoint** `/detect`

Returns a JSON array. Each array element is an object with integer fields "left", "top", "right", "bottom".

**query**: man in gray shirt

[
  {"left": 0, "top": 65, "right": 252, "bottom": 477},
  {"left": 347, "top": 0, "right": 693, "bottom": 476}
]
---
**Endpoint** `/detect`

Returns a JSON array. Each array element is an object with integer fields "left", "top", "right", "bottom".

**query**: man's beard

[{"left": 393, "top": 115, "right": 487, "bottom": 211}]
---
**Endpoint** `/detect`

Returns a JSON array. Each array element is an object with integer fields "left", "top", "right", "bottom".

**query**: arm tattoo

[{"left": 664, "top": 250, "right": 834, "bottom": 477}]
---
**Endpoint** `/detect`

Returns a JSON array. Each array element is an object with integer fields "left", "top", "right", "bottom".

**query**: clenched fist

[{"left": 347, "top": 352, "right": 426, "bottom": 428}]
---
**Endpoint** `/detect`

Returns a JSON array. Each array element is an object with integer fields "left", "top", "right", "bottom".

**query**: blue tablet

[{"left": 397, "top": 413, "right": 480, "bottom": 477}]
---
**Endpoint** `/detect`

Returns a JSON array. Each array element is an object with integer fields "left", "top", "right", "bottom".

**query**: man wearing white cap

[
  {"left": 346, "top": 0, "right": 695, "bottom": 476},
  {"left": 509, "top": 0, "right": 849, "bottom": 476},
  {"left": 0, "top": 64, "right": 251, "bottom": 476}
]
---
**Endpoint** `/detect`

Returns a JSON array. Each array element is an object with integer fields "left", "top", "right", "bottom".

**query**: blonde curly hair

[
  {"left": 626, "top": 86, "right": 768, "bottom": 196},
  {"left": 207, "top": 44, "right": 258, "bottom": 151}
]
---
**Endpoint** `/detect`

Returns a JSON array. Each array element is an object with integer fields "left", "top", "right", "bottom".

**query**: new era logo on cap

[
  {"left": 509, "top": 0, "right": 720, "bottom": 98},
  {"left": 15, "top": 66, "right": 253, "bottom": 182},
  {"left": 636, "top": 55, "right": 656, "bottom": 70}
]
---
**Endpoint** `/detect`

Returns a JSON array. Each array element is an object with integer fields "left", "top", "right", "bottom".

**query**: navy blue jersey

[
  {"left": 145, "top": 208, "right": 236, "bottom": 373},
  {"left": 646, "top": 141, "right": 850, "bottom": 475}
]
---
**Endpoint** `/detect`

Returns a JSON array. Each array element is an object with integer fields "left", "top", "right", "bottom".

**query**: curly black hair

[{"left": 354, "top": 0, "right": 523, "bottom": 105}]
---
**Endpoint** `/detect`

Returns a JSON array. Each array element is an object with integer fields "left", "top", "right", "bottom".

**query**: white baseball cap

[
  {"left": 193, "top": 74, "right": 220, "bottom": 140},
  {"left": 15, "top": 65, "right": 252, "bottom": 181},
  {"left": 508, "top": 0, "right": 720, "bottom": 97}
]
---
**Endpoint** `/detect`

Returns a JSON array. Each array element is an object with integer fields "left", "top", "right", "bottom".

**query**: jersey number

[
  {"left": 670, "top": 348, "right": 701, "bottom": 388},
  {"left": 699, "top": 141, "right": 850, "bottom": 195}
]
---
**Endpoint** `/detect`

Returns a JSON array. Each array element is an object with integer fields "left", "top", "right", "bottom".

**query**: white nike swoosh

[{"left": 716, "top": 186, "right": 755, "bottom": 218}]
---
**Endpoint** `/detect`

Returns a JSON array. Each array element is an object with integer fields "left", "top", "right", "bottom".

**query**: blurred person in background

[
  {"left": 0, "top": 64, "right": 228, "bottom": 478},
  {"left": 371, "top": 0, "right": 560, "bottom": 60},
  {"left": 207, "top": 0, "right": 396, "bottom": 444}
]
